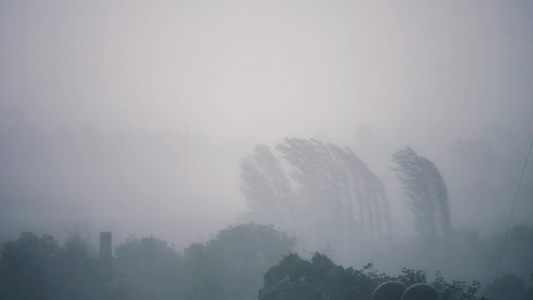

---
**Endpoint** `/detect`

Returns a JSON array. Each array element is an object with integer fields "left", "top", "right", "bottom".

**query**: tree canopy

[
  {"left": 392, "top": 146, "right": 451, "bottom": 239},
  {"left": 259, "top": 252, "right": 482, "bottom": 300},
  {"left": 240, "top": 138, "right": 391, "bottom": 259},
  {"left": 2, "top": 225, "right": 532, "bottom": 300}
]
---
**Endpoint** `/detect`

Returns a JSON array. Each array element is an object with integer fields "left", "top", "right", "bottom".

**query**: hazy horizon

[{"left": 1, "top": 0, "right": 532, "bottom": 267}]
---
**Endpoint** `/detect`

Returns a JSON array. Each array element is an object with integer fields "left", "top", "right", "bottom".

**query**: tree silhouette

[
  {"left": 0, "top": 232, "right": 60, "bottom": 299},
  {"left": 260, "top": 253, "right": 482, "bottom": 300},
  {"left": 240, "top": 138, "right": 391, "bottom": 259},
  {"left": 239, "top": 144, "right": 294, "bottom": 226},
  {"left": 0, "top": 232, "right": 111, "bottom": 300},
  {"left": 392, "top": 147, "right": 451, "bottom": 239},
  {"left": 113, "top": 235, "right": 182, "bottom": 300},
  {"left": 204, "top": 223, "right": 296, "bottom": 300},
  {"left": 277, "top": 138, "right": 391, "bottom": 244}
]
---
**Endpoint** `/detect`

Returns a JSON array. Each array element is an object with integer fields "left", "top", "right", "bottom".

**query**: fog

[{"left": 1, "top": 0, "right": 532, "bottom": 285}]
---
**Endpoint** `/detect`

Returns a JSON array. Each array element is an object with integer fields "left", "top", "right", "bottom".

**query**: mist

[{"left": 1, "top": 0, "right": 533, "bottom": 295}]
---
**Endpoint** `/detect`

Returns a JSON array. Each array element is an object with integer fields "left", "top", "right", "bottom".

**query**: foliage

[
  {"left": 4, "top": 225, "right": 532, "bottom": 300},
  {"left": 55, "top": 234, "right": 107, "bottom": 300},
  {"left": 240, "top": 144, "right": 293, "bottom": 225},
  {"left": 392, "top": 146, "right": 451, "bottom": 239},
  {"left": 433, "top": 272, "right": 481, "bottom": 300},
  {"left": 112, "top": 222, "right": 295, "bottom": 300},
  {"left": 0, "top": 232, "right": 112, "bottom": 300},
  {"left": 277, "top": 138, "right": 391, "bottom": 240},
  {"left": 113, "top": 235, "right": 183, "bottom": 300},
  {"left": 203, "top": 223, "right": 296, "bottom": 300},
  {"left": 240, "top": 138, "right": 391, "bottom": 260},
  {"left": 259, "top": 254, "right": 394, "bottom": 300},
  {"left": 260, "top": 253, "right": 483, "bottom": 300},
  {"left": 0, "top": 224, "right": 294, "bottom": 300},
  {"left": 0, "top": 232, "right": 60, "bottom": 299},
  {"left": 180, "top": 242, "right": 222, "bottom": 300},
  {"left": 260, "top": 253, "right": 362, "bottom": 300},
  {"left": 396, "top": 267, "right": 427, "bottom": 287}
]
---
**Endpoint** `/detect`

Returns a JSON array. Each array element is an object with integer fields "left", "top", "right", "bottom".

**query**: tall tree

[
  {"left": 392, "top": 147, "right": 451, "bottom": 239},
  {"left": 276, "top": 138, "right": 391, "bottom": 242},
  {"left": 239, "top": 138, "right": 392, "bottom": 259},
  {"left": 239, "top": 144, "right": 294, "bottom": 226},
  {"left": 204, "top": 223, "right": 296, "bottom": 300}
]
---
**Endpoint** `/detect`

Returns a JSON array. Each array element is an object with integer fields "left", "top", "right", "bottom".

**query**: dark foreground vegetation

[
  {"left": 0, "top": 223, "right": 294, "bottom": 300},
  {"left": 259, "top": 253, "right": 480, "bottom": 300},
  {"left": 1, "top": 223, "right": 532, "bottom": 300}
]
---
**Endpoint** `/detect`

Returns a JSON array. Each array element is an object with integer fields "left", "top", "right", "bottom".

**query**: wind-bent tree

[
  {"left": 276, "top": 138, "right": 391, "bottom": 242},
  {"left": 392, "top": 147, "right": 451, "bottom": 239},
  {"left": 239, "top": 144, "right": 294, "bottom": 226},
  {"left": 239, "top": 138, "right": 391, "bottom": 258}
]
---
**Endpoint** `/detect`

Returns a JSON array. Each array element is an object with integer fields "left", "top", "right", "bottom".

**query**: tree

[
  {"left": 239, "top": 144, "right": 293, "bottom": 226},
  {"left": 259, "top": 253, "right": 482, "bottom": 300},
  {"left": 178, "top": 223, "right": 295, "bottom": 300},
  {"left": 55, "top": 234, "right": 107, "bottom": 300},
  {"left": 392, "top": 147, "right": 451, "bottom": 239},
  {"left": 259, "top": 253, "right": 395, "bottom": 300},
  {"left": 113, "top": 235, "right": 183, "bottom": 300},
  {"left": 203, "top": 223, "right": 296, "bottom": 300},
  {"left": 259, "top": 252, "right": 362, "bottom": 300},
  {"left": 240, "top": 138, "right": 392, "bottom": 261},
  {"left": 276, "top": 138, "right": 391, "bottom": 242},
  {"left": 181, "top": 243, "right": 222, "bottom": 300},
  {"left": 0, "top": 232, "right": 113, "bottom": 300},
  {"left": 0, "top": 232, "right": 60, "bottom": 299},
  {"left": 433, "top": 271, "right": 480, "bottom": 300}
]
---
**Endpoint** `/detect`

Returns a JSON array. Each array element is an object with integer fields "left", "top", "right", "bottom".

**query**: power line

[{"left": 490, "top": 136, "right": 533, "bottom": 299}]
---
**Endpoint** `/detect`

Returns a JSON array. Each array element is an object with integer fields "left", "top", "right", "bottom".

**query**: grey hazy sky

[
  {"left": 1, "top": 1, "right": 532, "bottom": 245},
  {"left": 2, "top": 1, "right": 531, "bottom": 141}
]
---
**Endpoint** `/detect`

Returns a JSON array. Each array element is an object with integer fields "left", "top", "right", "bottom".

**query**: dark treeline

[
  {"left": 1, "top": 223, "right": 532, "bottom": 300},
  {"left": 0, "top": 223, "right": 293, "bottom": 300}
]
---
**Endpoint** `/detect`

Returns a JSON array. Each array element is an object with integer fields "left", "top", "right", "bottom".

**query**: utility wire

[{"left": 490, "top": 136, "right": 533, "bottom": 299}]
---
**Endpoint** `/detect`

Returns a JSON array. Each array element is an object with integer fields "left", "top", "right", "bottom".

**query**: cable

[{"left": 490, "top": 136, "right": 533, "bottom": 299}]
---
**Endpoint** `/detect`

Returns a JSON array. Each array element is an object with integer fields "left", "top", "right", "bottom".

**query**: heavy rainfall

[{"left": 0, "top": 1, "right": 532, "bottom": 300}]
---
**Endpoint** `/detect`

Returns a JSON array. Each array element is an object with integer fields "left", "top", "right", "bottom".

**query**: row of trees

[
  {"left": 2, "top": 224, "right": 531, "bottom": 299},
  {"left": 0, "top": 232, "right": 107, "bottom": 299},
  {"left": 0, "top": 223, "right": 294, "bottom": 300},
  {"left": 260, "top": 252, "right": 532, "bottom": 300},
  {"left": 239, "top": 138, "right": 451, "bottom": 261}
]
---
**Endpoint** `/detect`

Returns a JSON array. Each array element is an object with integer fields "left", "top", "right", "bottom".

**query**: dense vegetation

[
  {"left": 259, "top": 253, "right": 481, "bottom": 300},
  {"left": 0, "top": 223, "right": 294, "bottom": 300},
  {"left": 1, "top": 138, "right": 531, "bottom": 299},
  {"left": 239, "top": 138, "right": 392, "bottom": 261},
  {"left": 1, "top": 223, "right": 532, "bottom": 300}
]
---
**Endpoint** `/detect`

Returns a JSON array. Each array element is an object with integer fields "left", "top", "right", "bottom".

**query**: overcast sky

[{"left": 1, "top": 1, "right": 532, "bottom": 246}]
